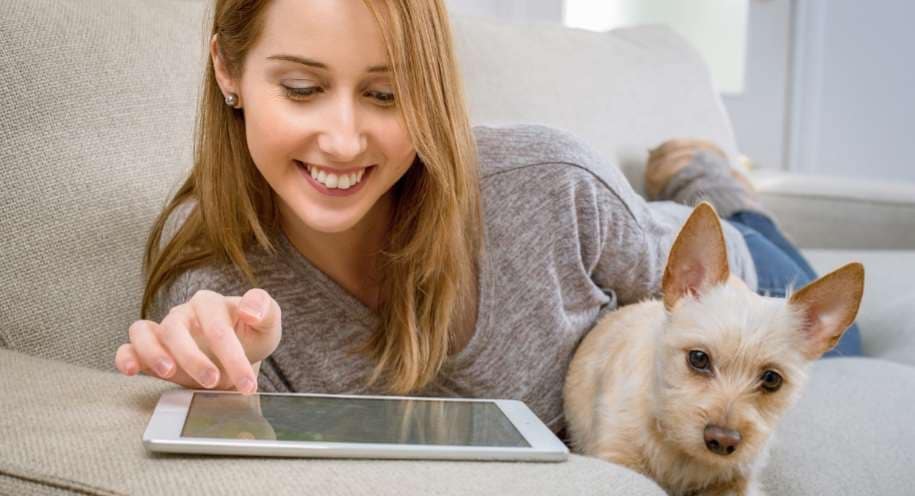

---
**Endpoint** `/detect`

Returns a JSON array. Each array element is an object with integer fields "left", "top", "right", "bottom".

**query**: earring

[{"left": 225, "top": 92, "right": 239, "bottom": 107}]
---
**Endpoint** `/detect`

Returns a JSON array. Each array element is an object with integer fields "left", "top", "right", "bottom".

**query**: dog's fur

[{"left": 563, "top": 202, "right": 864, "bottom": 496}]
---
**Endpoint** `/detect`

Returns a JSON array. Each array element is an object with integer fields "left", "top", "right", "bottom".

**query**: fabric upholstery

[
  {"left": 762, "top": 358, "right": 915, "bottom": 495},
  {"left": 754, "top": 170, "right": 915, "bottom": 250},
  {"left": 451, "top": 15, "right": 740, "bottom": 190},
  {"left": 0, "top": 0, "right": 206, "bottom": 368}
]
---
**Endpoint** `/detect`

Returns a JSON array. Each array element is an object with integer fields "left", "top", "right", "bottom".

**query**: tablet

[{"left": 143, "top": 390, "right": 569, "bottom": 462}]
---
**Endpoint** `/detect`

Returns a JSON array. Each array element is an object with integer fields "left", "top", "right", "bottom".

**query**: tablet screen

[{"left": 180, "top": 393, "right": 531, "bottom": 447}]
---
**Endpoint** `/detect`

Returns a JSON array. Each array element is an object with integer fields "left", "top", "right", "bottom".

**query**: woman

[{"left": 114, "top": 0, "right": 859, "bottom": 438}]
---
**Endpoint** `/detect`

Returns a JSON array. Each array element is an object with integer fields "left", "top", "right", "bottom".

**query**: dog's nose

[{"left": 704, "top": 425, "right": 741, "bottom": 456}]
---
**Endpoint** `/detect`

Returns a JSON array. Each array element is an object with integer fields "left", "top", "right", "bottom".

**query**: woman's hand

[{"left": 114, "top": 288, "right": 282, "bottom": 394}]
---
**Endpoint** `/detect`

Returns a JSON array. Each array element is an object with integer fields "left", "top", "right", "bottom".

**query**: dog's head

[{"left": 650, "top": 202, "right": 864, "bottom": 467}]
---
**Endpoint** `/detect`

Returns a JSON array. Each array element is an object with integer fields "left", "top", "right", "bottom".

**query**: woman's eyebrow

[{"left": 266, "top": 54, "right": 390, "bottom": 73}]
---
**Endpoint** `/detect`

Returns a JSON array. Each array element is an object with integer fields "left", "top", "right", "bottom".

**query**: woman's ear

[{"left": 210, "top": 33, "right": 238, "bottom": 100}]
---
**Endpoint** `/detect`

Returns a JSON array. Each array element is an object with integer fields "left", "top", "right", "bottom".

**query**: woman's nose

[{"left": 317, "top": 96, "right": 368, "bottom": 163}]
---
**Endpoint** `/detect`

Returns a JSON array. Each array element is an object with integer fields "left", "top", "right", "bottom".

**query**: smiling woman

[{"left": 136, "top": 0, "right": 483, "bottom": 395}]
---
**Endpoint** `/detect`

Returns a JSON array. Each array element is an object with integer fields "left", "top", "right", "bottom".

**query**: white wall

[
  {"left": 721, "top": 0, "right": 792, "bottom": 172},
  {"left": 791, "top": 0, "right": 915, "bottom": 182}
]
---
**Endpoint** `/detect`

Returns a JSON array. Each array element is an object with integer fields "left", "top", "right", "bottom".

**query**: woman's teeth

[{"left": 305, "top": 164, "right": 366, "bottom": 190}]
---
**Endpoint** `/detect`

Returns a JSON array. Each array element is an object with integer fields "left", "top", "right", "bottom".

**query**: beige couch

[{"left": 2, "top": 1, "right": 914, "bottom": 494}]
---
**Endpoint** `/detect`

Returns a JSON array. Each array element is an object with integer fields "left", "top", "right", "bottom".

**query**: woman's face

[{"left": 212, "top": 0, "right": 416, "bottom": 235}]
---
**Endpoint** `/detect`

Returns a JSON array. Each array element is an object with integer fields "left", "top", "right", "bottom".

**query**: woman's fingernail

[
  {"left": 201, "top": 369, "right": 219, "bottom": 388},
  {"left": 155, "top": 359, "right": 173, "bottom": 377},
  {"left": 239, "top": 377, "right": 256, "bottom": 395}
]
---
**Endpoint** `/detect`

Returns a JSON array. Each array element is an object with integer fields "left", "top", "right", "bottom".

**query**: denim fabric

[{"left": 726, "top": 211, "right": 862, "bottom": 357}]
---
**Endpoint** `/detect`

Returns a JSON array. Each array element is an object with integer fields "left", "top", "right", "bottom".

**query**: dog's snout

[{"left": 704, "top": 425, "right": 741, "bottom": 456}]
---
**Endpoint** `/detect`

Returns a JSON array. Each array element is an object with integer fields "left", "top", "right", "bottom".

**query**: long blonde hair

[{"left": 141, "top": 0, "right": 483, "bottom": 395}]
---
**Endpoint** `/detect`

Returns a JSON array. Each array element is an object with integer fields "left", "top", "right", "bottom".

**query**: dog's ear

[
  {"left": 662, "top": 202, "right": 730, "bottom": 311},
  {"left": 789, "top": 262, "right": 865, "bottom": 359}
]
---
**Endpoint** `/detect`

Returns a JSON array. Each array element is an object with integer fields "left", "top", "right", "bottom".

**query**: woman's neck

[{"left": 279, "top": 193, "right": 394, "bottom": 310}]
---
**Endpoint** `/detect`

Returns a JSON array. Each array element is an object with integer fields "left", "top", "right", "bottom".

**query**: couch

[{"left": 2, "top": 1, "right": 914, "bottom": 494}]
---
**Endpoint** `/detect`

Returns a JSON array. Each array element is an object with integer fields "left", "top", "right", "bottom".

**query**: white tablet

[{"left": 143, "top": 390, "right": 569, "bottom": 462}]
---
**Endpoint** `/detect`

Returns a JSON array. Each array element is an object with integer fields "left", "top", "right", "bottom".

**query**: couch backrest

[
  {"left": 0, "top": 0, "right": 208, "bottom": 369},
  {"left": 0, "top": 0, "right": 734, "bottom": 370},
  {"left": 450, "top": 15, "right": 739, "bottom": 189}
]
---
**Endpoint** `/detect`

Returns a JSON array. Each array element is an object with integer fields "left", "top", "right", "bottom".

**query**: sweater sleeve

[
  {"left": 470, "top": 122, "right": 758, "bottom": 306},
  {"left": 522, "top": 129, "right": 759, "bottom": 306},
  {"left": 587, "top": 168, "right": 759, "bottom": 306}
]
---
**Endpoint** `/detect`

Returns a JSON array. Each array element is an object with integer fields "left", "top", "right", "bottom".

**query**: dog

[{"left": 563, "top": 201, "right": 864, "bottom": 496}]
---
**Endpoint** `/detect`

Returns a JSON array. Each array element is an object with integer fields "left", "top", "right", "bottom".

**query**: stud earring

[{"left": 225, "top": 92, "right": 239, "bottom": 107}]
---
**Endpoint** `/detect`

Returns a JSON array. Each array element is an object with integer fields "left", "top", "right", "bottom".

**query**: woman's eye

[
  {"left": 367, "top": 90, "right": 396, "bottom": 106},
  {"left": 281, "top": 86, "right": 394, "bottom": 106},
  {"left": 760, "top": 370, "right": 783, "bottom": 392},
  {"left": 283, "top": 86, "right": 322, "bottom": 99},
  {"left": 687, "top": 350, "right": 712, "bottom": 374}
]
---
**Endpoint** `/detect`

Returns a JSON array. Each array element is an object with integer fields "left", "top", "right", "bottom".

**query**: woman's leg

[
  {"left": 646, "top": 143, "right": 862, "bottom": 357},
  {"left": 727, "top": 210, "right": 818, "bottom": 281}
]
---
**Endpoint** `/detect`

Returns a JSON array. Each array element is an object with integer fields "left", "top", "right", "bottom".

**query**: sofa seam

[{"left": 0, "top": 461, "right": 126, "bottom": 496}]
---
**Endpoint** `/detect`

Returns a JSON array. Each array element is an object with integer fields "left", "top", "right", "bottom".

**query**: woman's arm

[{"left": 550, "top": 134, "right": 758, "bottom": 305}]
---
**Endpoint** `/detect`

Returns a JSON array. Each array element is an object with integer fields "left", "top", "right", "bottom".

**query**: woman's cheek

[{"left": 246, "top": 105, "right": 303, "bottom": 173}]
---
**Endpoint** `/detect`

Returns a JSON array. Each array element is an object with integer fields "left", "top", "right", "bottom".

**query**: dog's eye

[
  {"left": 760, "top": 370, "right": 783, "bottom": 392},
  {"left": 687, "top": 350, "right": 711, "bottom": 373}
]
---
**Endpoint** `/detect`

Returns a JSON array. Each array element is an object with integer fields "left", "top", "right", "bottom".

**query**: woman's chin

[{"left": 299, "top": 209, "right": 366, "bottom": 234}]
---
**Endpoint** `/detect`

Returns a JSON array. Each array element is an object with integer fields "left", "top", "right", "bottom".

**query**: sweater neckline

[{"left": 274, "top": 225, "right": 495, "bottom": 369}]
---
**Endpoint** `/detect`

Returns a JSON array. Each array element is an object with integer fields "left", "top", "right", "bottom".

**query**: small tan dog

[{"left": 563, "top": 202, "right": 864, "bottom": 496}]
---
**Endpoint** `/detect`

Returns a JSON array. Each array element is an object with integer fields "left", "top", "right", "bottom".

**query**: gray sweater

[{"left": 151, "top": 124, "right": 757, "bottom": 436}]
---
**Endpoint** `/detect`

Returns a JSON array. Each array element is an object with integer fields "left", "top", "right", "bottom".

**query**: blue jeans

[{"left": 726, "top": 211, "right": 862, "bottom": 357}]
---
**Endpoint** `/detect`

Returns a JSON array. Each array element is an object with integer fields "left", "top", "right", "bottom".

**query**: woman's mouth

[{"left": 296, "top": 161, "right": 375, "bottom": 197}]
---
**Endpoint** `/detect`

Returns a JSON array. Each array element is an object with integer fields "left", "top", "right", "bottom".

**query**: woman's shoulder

[
  {"left": 472, "top": 123, "right": 606, "bottom": 176},
  {"left": 471, "top": 124, "right": 644, "bottom": 213}
]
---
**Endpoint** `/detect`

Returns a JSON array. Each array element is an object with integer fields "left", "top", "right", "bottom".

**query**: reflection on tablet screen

[{"left": 181, "top": 393, "right": 530, "bottom": 447}]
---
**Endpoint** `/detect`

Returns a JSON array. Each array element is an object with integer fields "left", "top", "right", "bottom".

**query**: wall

[{"left": 791, "top": 0, "right": 915, "bottom": 182}]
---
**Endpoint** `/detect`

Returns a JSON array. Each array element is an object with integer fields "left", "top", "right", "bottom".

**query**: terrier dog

[{"left": 563, "top": 202, "right": 864, "bottom": 496}]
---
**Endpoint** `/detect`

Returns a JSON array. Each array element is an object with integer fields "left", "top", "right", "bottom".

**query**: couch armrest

[{"left": 749, "top": 169, "right": 915, "bottom": 250}]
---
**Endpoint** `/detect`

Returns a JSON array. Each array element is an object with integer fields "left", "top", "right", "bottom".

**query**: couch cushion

[
  {"left": 0, "top": 349, "right": 664, "bottom": 496},
  {"left": 762, "top": 357, "right": 915, "bottom": 495},
  {"left": 0, "top": 0, "right": 207, "bottom": 368},
  {"left": 803, "top": 249, "right": 915, "bottom": 367}
]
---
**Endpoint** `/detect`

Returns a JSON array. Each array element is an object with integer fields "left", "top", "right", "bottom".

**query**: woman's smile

[{"left": 296, "top": 160, "right": 376, "bottom": 197}]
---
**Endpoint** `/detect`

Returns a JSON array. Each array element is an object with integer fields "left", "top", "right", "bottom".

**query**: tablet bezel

[{"left": 143, "top": 389, "right": 569, "bottom": 462}]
